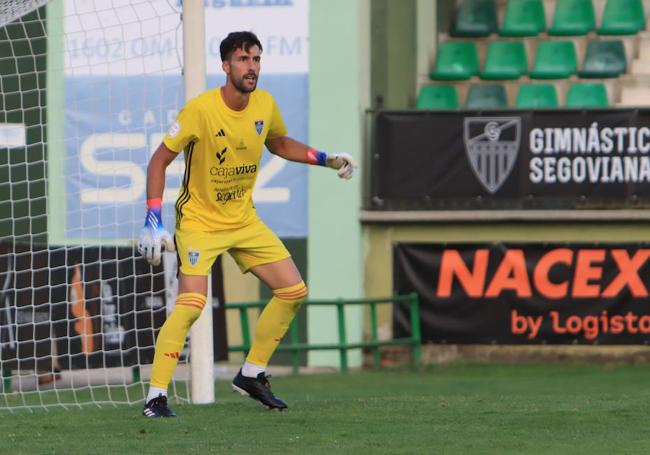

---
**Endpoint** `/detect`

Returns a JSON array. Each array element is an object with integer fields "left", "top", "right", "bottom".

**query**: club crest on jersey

[
  {"left": 254, "top": 120, "right": 264, "bottom": 135},
  {"left": 188, "top": 249, "right": 200, "bottom": 266}
]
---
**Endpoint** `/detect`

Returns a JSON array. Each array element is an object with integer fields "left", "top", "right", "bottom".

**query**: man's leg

[
  {"left": 232, "top": 257, "right": 307, "bottom": 409},
  {"left": 143, "top": 273, "right": 207, "bottom": 417},
  {"left": 245, "top": 257, "right": 306, "bottom": 371}
]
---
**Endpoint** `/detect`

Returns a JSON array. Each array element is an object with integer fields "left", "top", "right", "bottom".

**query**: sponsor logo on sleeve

[{"left": 168, "top": 121, "right": 180, "bottom": 138}]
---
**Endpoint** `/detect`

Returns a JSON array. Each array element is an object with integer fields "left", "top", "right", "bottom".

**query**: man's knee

[
  {"left": 172, "top": 292, "right": 207, "bottom": 325},
  {"left": 274, "top": 281, "right": 308, "bottom": 310}
]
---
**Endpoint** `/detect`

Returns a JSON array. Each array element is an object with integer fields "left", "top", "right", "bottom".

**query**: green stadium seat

[
  {"left": 579, "top": 40, "right": 627, "bottom": 78},
  {"left": 565, "top": 83, "right": 609, "bottom": 107},
  {"left": 465, "top": 84, "right": 508, "bottom": 109},
  {"left": 431, "top": 42, "right": 479, "bottom": 81},
  {"left": 500, "top": 0, "right": 546, "bottom": 37},
  {"left": 480, "top": 41, "right": 528, "bottom": 80},
  {"left": 598, "top": 0, "right": 645, "bottom": 35},
  {"left": 516, "top": 84, "right": 559, "bottom": 108},
  {"left": 549, "top": 0, "right": 596, "bottom": 36},
  {"left": 530, "top": 41, "right": 577, "bottom": 79},
  {"left": 416, "top": 85, "right": 459, "bottom": 109},
  {"left": 451, "top": 0, "right": 498, "bottom": 37}
]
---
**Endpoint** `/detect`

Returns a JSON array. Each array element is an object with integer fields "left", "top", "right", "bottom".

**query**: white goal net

[
  {"left": 0, "top": 0, "right": 191, "bottom": 411},
  {"left": 0, "top": 0, "right": 49, "bottom": 28}
]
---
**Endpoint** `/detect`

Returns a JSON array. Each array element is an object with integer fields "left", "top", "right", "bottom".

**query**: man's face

[{"left": 223, "top": 45, "right": 261, "bottom": 94}]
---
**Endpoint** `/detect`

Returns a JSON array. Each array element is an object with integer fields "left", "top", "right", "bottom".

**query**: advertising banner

[
  {"left": 0, "top": 244, "right": 167, "bottom": 370},
  {"left": 373, "top": 110, "right": 650, "bottom": 210},
  {"left": 394, "top": 243, "right": 650, "bottom": 344},
  {"left": 0, "top": 244, "right": 229, "bottom": 370},
  {"left": 0, "top": 245, "right": 56, "bottom": 372}
]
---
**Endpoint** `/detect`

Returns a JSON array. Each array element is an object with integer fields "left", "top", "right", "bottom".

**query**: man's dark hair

[{"left": 220, "top": 31, "right": 263, "bottom": 62}]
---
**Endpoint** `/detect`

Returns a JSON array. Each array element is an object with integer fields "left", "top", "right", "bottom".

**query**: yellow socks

[
  {"left": 149, "top": 293, "right": 206, "bottom": 389},
  {"left": 150, "top": 282, "right": 306, "bottom": 388},
  {"left": 246, "top": 281, "right": 308, "bottom": 368}
]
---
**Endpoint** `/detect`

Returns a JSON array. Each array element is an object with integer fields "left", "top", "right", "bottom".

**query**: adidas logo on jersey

[{"left": 215, "top": 129, "right": 226, "bottom": 137}]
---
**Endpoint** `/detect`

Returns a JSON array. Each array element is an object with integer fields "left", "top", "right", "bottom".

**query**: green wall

[
  {"left": 46, "top": 0, "right": 66, "bottom": 246},
  {"left": 308, "top": 0, "right": 369, "bottom": 368}
]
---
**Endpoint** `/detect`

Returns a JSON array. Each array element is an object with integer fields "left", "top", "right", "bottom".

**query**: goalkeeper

[{"left": 138, "top": 31, "right": 357, "bottom": 418}]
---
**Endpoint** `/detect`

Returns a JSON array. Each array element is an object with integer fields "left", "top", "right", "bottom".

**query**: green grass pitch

[{"left": 2, "top": 363, "right": 650, "bottom": 454}]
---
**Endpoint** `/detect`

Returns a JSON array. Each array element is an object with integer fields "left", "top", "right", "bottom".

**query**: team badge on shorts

[
  {"left": 188, "top": 249, "right": 200, "bottom": 266},
  {"left": 254, "top": 120, "right": 264, "bottom": 135}
]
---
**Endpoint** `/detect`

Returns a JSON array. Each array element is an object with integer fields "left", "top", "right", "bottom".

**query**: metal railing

[{"left": 227, "top": 293, "right": 421, "bottom": 374}]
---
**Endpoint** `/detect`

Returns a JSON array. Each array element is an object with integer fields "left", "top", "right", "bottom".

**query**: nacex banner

[
  {"left": 372, "top": 110, "right": 650, "bottom": 210},
  {"left": 393, "top": 243, "right": 650, "bottom": 344}
]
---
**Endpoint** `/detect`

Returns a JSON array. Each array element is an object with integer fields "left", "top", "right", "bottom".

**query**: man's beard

[{"left": 232, "top": 75, "right": 257, "bottom": 93}]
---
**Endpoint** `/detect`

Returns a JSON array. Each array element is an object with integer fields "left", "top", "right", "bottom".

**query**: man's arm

[
  {"left": 138, "top": 142, "right": 179, "bottom": 266},
  {"left": 265, "top": 136, "right": 358, "bottom": 179},
  {"left": 147, "top": 142, "right": 179, "bottom": 199},
  {"left": 265, "top": 136, "right": 310, "bottom": 163}
]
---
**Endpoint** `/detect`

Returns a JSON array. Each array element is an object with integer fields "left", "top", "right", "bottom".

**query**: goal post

[
  {"left": 182, "top": 0, "right": 214, "bottom": 405},
  {"left": 0, "top": 0, "right": 215, "bottom": 411}
]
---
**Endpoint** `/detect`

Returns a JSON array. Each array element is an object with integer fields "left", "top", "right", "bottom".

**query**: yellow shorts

[{"left": 174, "top": 217, "right": 291, "bottom": 276}]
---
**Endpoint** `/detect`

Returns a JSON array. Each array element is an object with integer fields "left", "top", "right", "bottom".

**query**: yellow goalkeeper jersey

[{"left": 163, "top": 88, "right": 287, "bottom": 231}]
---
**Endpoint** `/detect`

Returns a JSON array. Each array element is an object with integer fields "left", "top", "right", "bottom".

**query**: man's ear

[{"left": 222, "top": 60, "right": 229, "bottom": 74}]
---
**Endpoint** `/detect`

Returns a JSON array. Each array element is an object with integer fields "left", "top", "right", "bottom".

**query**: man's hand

[
  {"left": 326, "top": 152, "right": 358, "bottom": 179},
  {"left": 138, "top": 200, "right": 174, "bottom": 266}
]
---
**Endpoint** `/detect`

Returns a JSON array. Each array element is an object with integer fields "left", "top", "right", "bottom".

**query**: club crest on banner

[
  {"left": 254, "top": 120, "right": 264, "bottom": 135},
  {"left": 188, "top": 249, "right": 200, "bottom": 266},
  {"left": 463, "top": 117, "right": 521, "bottom": 194}
]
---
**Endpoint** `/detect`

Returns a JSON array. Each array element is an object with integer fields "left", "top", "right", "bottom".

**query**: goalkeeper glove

[
  {"left": 307, "top": 148, "right": 358, "bottom": 180},
  {"left": 138, "top": 198, "right": 174, "bottom": 266}
]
